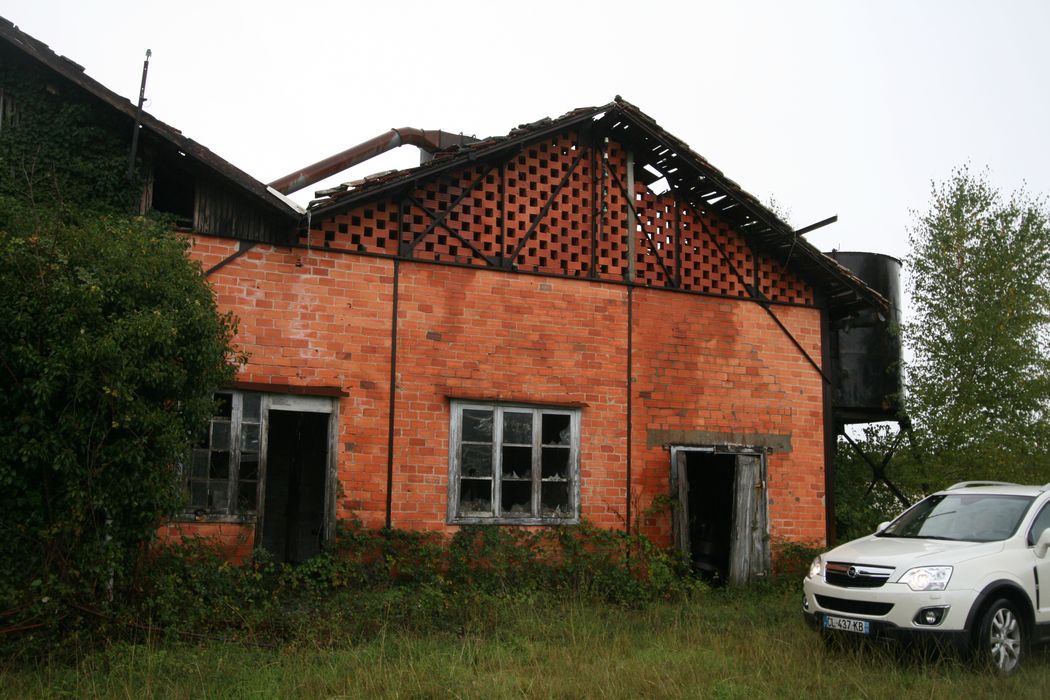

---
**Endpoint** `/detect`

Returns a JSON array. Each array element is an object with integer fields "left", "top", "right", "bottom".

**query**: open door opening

[
  {"left": 673, "top": 448, "right": 769, "bottom": 586},
  {"left": 262, "top": 410, "right": 329, "bottom": 563},
  {"left": 684, "top": 452, "right": 735, "bottom": 582}
]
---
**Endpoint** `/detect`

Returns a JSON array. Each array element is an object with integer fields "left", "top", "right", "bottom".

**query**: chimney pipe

[{"left": 268, "top": 128, "right": 476, "bottom": 195}]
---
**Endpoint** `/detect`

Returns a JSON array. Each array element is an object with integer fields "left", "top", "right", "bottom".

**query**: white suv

[{"left": 803, "top": 481, "right": 1050, "bottom": 672}]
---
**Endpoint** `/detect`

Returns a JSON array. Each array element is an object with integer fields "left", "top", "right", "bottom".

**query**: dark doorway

[
  {"left": 262, "top": 410, "right": 329, "bottom": 563},
  {"left": 673, "top": 449, "right": 769, "bottom": 586},
  {"left": 684, "top": 452, "right": 735, "bottom": 582}
]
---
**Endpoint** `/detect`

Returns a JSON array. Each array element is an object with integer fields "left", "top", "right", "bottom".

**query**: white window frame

[{"left": 447, "top": 400, "right": 581, "bottom": 525}]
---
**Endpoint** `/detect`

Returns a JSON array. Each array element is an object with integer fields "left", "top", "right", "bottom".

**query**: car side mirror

[
  {"left": 1036, "top": 528, "right": 1050, "bottom": 559},
  {"left": 876, "top": 521, "right": 891, "bottom": 534}
]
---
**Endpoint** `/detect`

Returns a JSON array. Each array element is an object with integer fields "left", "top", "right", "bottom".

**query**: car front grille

[
  {"left": 816, "top": 595, "right": 894, "bottom": 616},
  {"left": 825, "top": 561, "right": 895, "bottom": 588}
]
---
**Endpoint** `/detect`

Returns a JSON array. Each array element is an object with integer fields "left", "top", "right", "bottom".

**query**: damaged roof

[
  {"left": 0, "top": 16, "right": 300, "bottom": 219},
  {"left": 309, "top": 96, "right": 887, "bottom": 316}
]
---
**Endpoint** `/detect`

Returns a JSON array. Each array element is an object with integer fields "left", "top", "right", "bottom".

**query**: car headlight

[
  {"left": 897, "top": 566, "right": 952, "bottom": 591},
  {"left": 808, "top": 556, "right": 823, "bottom": 579}
]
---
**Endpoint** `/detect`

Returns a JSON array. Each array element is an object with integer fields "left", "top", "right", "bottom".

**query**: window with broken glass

[
  {"left": 185, "top": 391, "right": 261, "bottom": 519},
  {"left": 449, "top": 401, "right": 580, "bottom": 524}
]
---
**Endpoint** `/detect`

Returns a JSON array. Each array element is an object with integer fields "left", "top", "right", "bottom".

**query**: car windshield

[{"left": 879, "top": 493, "right": 1035, "bottom": 542}]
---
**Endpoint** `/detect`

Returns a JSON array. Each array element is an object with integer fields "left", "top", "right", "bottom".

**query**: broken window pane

[
  {"left": 191, "top": 449, "right": 210, "bottom": 479},
  {"left": 542, "top": 413, "right": 571, "bottom": 445},
  {"left": 211, "top": 420, "right": 231, "bottom": 450},
  {"left": 501, "top": 481, "right": 531, "bottom": 516},
  {"left": 242, "top": 393, "right": 261, "bottom": 422},
  {"left": 194, "top": 425, "right": 210, "bottom": 449},
  {"left": 502, "top": 411, "right": 532, "bottom": 445},
  {"left": 209, "top": 482, "right": 229, "bottom": 510},
  {"left": 502, "top": 445, "right": 532, "bottom": 479},
  {"left": 541, "top": 447, "right": 569, "bottom": 480},
  {"left": 451, "top": 402, "right": 579, "bottom": 523},
  {"left": 189, "top": 480, "right": 208, "bottom": 508},
  {"left": 459, "top": 478, "right": 492, "bottom": 515},
  {"left": 214, "top": 393, "right": 233, "bottom": 419},
  {"left": 240, "top": 423, "right": 260, "bottom": 452},
  {"left": 210, "top": 450, "right": 230, "bottom": 479},
  {"left": 541, "top": 482, "right": 570, "bottom": 517},
  {"left": 462, "top": 409, "right": 493, "bottom": 442},
  {"left": 240, "top": 453, "right": 259, "bottom": 481},
  {"left": 461, "top": 443, "right": 492, "bottom": 477},
  {"left": 238, "top": 480, "right": 257, "bottom": 511}
]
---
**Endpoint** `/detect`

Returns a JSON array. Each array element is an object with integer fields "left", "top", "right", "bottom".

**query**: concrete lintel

[{"left": 648, "top": 429, "right": 792, "bottom": 453}]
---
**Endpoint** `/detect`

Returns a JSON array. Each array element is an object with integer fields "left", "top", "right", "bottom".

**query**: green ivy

[{"left": 0, "top": 59, "right": 138, "bottom": 218}]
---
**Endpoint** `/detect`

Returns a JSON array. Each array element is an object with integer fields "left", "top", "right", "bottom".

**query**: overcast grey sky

[{"left": 4, "top": 0, "right": 1048, "bottom": 262}]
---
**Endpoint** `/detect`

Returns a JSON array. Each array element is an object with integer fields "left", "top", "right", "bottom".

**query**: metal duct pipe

[{"left": 268, "top": 128, "right": 476, "bottom": 195}]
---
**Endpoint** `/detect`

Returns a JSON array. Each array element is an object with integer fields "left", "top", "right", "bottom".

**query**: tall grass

[{"left": 4, "top": 585, "right": 1048, "bottom": 699}]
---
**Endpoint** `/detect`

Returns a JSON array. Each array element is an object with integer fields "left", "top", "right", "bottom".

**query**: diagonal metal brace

[
  {"left": 404, "top": 164, "right": 498, "bottom": 255},
  {"left": 682, "top": 200, "right": 833, "bottom": 386},
  {"left": 506, "top": 149, "right": 587, "bottom": 265},
  {"left": 404, "top": 194, "right": 496, "bottom": 266},
  {"left": 605, "top": 160, "right": 676, "bottom": 286},
  {"left": 842, "top": 430, "right": 911, "bottom": 508}
]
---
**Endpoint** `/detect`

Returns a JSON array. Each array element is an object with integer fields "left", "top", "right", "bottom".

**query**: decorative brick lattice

[
  {"left": 594, "top": 141, "right": 628, "bottom": 281},
  {"left": 504, "top": 133, "right": 591, "bottom": 277},
  {"left": 304, "top": 133, "right": 815, "bottom": 307},
  {"left": 757, "top": 254, "right": 814, "bottom": 304},
  {"left": 677, "top": 207, "right": 751, "bottom": 297},
  {"left": 634, "top": 184, "right": 678, "bottom": 287},
  {"left": 310, "top": 201, "right": 399, "bottom": 255},
  {"left": 406, "top": 164, "right": 499, "bottom": 267},
  {"left": 706, "top": 216, "right": 753, "bottom": 298}
]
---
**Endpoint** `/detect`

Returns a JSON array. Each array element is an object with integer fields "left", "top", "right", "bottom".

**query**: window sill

[
  {"left": 173, "top": 512, "right": 257, "bottom": 525},
  {"left": 450, "top": 516, "right": 579, "bottom": 526}
]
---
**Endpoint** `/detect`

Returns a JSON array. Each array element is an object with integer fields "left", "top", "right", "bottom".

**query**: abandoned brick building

[{"left": 3, "top": 18, "right": 891, "bottom": 584}]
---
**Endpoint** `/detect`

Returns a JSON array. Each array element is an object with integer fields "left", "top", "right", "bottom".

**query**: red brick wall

[
  {"left": 157, "top": 522, "right": 254, "bottom": 563},
  {"left": 632, "top": 293, "right": 826, "bottom": 545},
  {"left": 184, "top": 237, "right": 828, "bottom": 550},
  {"left": 393, "top": 266, "right": 629, "bottom": 530},
  {"left": 189, "top": 238, "right": 396, "bottom": 529}
]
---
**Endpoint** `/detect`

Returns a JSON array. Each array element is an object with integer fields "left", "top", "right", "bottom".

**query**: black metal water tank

[{"left": 826, "top": 252, "right": 903, "bottom": 424}]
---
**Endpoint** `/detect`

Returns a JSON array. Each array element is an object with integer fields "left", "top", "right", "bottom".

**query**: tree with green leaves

[
  {"left": 0, "top": 60, "right": 243, "bottom": 633},
  {"left": 0, "top": 207, "right": 240, "bottom": 638},
  {"left": 0, "top": 62, "right": 244, "bottom": 650},
  {"left": 904, "top": 166, "right": 1050, "bottom": 486},
  {"left": 833, "top": 168, "right": 1050, "bottom": 541}
]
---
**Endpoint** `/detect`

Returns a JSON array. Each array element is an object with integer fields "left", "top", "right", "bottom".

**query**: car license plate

[{"left": 823, "top": 614, "right": 870, "bottom": 635}]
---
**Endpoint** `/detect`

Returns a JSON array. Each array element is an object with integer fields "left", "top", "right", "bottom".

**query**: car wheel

[{"left": 976, "top": 598, "right": 1024, "bottom": 673}]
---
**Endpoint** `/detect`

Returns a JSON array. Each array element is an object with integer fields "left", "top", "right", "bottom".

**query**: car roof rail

[{"left": 946, "top": 480, "right": 1018, "bottom": 490}]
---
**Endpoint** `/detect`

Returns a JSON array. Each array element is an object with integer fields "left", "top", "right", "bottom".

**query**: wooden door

[{"left": 728, "top": 454, "right": 769, "bottom": 585}]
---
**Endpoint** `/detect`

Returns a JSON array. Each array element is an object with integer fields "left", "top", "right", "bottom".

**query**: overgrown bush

[
  {"left": 0, "top": 211, "right": 240, "bottom": 653},
  {"left": 4, "top": 512, "right": 850, "bottom": 661},
  {"left": 0, "top": 523, "right": 702, "bottom": 656},
  {"left": 771, "top": 538, "right": 823, "bottom": 580}
]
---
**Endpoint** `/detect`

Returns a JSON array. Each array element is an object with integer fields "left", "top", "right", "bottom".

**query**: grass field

[{"left": 3, "top": 585, "right": 1049, "bottom": 699}]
